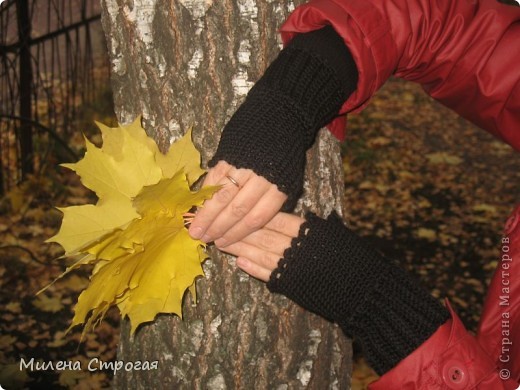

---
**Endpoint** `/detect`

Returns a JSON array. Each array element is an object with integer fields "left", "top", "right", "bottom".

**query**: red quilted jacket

[{"left": 281, "top": 0, "right": 520, "bottom": 388}]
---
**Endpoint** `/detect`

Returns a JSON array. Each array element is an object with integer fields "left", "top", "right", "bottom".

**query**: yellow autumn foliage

[{"left": 45, "top": 117, "right": 218, "bottom": 336}]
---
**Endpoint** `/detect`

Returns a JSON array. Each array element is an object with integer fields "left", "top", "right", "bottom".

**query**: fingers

[
  {"left": 264, "top": 212, "right": 305, "bottom": 238},
  {"left": 216, "top": 213, "right": 305, "bottom": 282},
  {"left": 219, "top": 240, "right": 283, "bottom": 271},
  {"left": 218, "top": 239, "right": 283, "bottom": 282},
  {"left": 188, "top": 161, "right": 287, "bottom": 245},
  {"left": 236, "top": 257, "right": 272, "bottom": 282},
  {"left": 202, "top": 160, "right": 234, "bottom": 186},
  {"left": 234, "top": 229, "right": 292, "bottom": 258},
  {"left": 189, "top": 165, "right": 258, "bottom": 240},
  {"left": 188, "top": 160, "right": 302, "bottom": 282},
  {"left": 213, "top": 186, "right": 287, "bottom": 247}
]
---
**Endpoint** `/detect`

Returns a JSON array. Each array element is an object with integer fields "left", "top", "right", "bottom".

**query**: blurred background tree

[{"left": 0, "top": 0, "right": 110, "bottom": 195}]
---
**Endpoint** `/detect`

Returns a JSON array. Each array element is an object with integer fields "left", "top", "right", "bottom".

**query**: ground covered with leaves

[
  {"left": 0, "top": 168, "right": 120, "bottom": 389},
  {"left": 0, "top": 78, "right": 519, "bottom": 389},
  {"left": 346, "top": 79, "right": 520, "bottom": 388}
]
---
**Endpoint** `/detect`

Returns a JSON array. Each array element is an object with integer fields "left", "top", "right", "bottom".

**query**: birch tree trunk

[{"left": 100, "top": 0, "right": 352, "bottom": 388}]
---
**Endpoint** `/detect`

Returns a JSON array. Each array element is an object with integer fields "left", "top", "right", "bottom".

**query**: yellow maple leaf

[
  {"left": 51, "top": 198, "right": 139, "bottom": 255},
  {"left": 155, "top": 128, "right": 206, "bottom": 185},
  {"left": 46, "top": 118, "right": 218, "bottom": 336}
]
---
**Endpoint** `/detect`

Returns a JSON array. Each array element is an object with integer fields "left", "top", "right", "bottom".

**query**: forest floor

[
  {"left": 1, "top": 78, "right": 519, "bottom": 389},
  {"left": 345, "top": 79, "right": 520, "bottom": 388}
]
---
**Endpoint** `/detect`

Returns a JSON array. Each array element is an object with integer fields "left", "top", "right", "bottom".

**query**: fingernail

[
  {"left": 201, "top": 234, "right": 212, "bottom": 243},
  {"left": 190, "top": 226, "right": 203, "bottom": 239}
]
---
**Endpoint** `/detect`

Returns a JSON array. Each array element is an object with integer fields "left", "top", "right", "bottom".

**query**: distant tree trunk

[
  {"left": 16, "top": 0, "right": 33, "bottom": 178},
  {"left": 101, "top": 1, "right": 352, "bottom": 388}
]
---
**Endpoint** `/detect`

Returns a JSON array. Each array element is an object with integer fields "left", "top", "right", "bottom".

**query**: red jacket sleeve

[
  {"left": 368, "top": 302, "right": 519, "bottom": 389},
  {"left": 280, "top": 0, "right": 520, "bottom": 150}
]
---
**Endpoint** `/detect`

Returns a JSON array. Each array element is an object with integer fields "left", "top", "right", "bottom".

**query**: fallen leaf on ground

[
  {"left": 32, "top": 294, "right": 64, "bottom": 313},
  {"left": 426, "top": 152, "right": 463, "bottom": 165}
]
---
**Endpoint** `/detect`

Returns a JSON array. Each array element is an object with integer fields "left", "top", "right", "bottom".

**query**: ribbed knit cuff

[
  {"left": 345, "top": 262, "right": 450, "bottom": 374},
  {"left": 289, "top": 25, "right": 358, "bottom": 100},
  {"left": 267, "top": 212, "right": 450, "bottom": 375},
  {"left": 210, "top": 26, "right": 357, "bottom": 210}
]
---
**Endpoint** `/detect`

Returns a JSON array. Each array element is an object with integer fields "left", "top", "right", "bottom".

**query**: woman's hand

[
  {"left": 216, "top": 212, "right": 305, "bottom": 281},
  {"left": 188, "top": 161, "right": 288, "bottom": 247}
]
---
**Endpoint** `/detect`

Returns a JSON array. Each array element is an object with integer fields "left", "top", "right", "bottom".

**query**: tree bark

[{"left": 100, "top": 0, "right": 352, "bottom": 388}]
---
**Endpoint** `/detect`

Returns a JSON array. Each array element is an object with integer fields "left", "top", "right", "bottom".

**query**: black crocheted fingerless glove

[
  {"left": 209, "top": 26, "right": 358, "bottom": 210},
  {"left": 267, "top": 212, "right": 450, "bottom": 375}
]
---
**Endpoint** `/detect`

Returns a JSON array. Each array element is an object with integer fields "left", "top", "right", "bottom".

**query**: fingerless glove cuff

[
  {"left": 209, "top": 26, "right": 357, "bottom": 210},
  {"left": 267, "top": 212, "right": 450, "bottom": 375},
  {"left": 345, "top": 264, "right": 450, "bottom": 374}
]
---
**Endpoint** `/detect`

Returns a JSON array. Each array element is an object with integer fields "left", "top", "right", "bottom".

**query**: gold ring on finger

[{"left": 226, "top": 174, "right": 240, "bottom": 188}]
